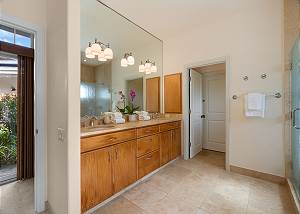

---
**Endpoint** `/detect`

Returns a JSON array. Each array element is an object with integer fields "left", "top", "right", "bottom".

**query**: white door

[
  {"left": 189, "top": 70, "right": 203, "bottom": 158},
  {"left": 203, "top": 72, "right": 226, "bottom": 152}
]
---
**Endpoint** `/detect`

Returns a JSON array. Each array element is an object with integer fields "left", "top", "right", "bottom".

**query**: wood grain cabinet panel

[
  {"left": 137, "top": 134, "right": 159, "bottom": 157},
  {"left": 159, "top": 121, "right": 181, "bottom": 132},
  {"left": 137, "top": 150, "right": 160, "bottom": 179},
  {"left": 164, "top": 73, "right": 182, "bottom": 113},
  {"left": 81, "top": 147, "right": 113, "bottom": 213},
  {"left": 137, "top": 125, "right": 159, "bottom": 138},
  {"left": 81, "top": 129, "right": 136, "bottom": 153},
  {"left": 146, "top": 77, "right": 160, "bottom": 113},
  {"left": 113, "top": 140, "right": 137, "bottom": 193},
  {"left": 171, "top": 128, "right": 181, "bottom": 160},
  {"left": 160, "top": 130, "right": 172, "bottom": 166}
]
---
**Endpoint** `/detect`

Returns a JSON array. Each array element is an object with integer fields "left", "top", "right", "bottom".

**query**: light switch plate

[{"left": 57, "top": 128, "right": 64, "bottom": 143}]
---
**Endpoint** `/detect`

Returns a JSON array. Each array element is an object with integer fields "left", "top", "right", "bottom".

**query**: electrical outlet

[{"left": 57, "top": 128, "right": 64, "bottom": 143}]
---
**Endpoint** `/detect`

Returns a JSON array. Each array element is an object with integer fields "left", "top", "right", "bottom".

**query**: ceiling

[
  {"left": 193, "top": 63, "right": 225, "bottom": 74},
  {"left": 99, "top": 0, "right": 246, "bottom": 40}
]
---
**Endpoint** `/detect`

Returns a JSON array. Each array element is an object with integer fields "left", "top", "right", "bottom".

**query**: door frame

[
  {"left": 183, "top": 56, "right": 231, "bottom": 171},
  {"left": 1, "top": 14, "right": 47, "bottom": 212}
]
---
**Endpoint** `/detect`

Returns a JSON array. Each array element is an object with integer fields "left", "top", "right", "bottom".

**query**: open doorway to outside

[
  {"left": 0, "top": 22, "right": 36, "bottom": 213},
  {"left": 188, "top": 62, "right": 227, "bottom": 169},
  {"left": 0, "top": 52, "right": 18, "bottom": 184}
]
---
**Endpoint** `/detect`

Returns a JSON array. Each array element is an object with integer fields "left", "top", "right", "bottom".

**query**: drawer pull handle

[
  {"left": 108, "top": 137, "right": 117, "bottom": 141},
  {"left": 146, "top": 156, "right": 152, "bottom": 160}
]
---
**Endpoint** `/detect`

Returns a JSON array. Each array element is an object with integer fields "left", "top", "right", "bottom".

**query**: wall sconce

[
  {"left": 85, "top": 38, "right": 113, "bottom": 61},
  {"left": 121, "top": 53, "right": 135, "bottom": 67}
]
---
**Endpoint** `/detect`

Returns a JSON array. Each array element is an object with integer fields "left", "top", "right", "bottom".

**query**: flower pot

[{"left": 128, "top": 114, "right": 137, "bottom": 122}]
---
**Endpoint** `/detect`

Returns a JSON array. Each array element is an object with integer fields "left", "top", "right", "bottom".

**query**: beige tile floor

[
  {"left": 0, "top": 150, "right": 296, "bottom": 214},
  {"left": 0, "top": 178, "right": 34, "bottom": 214},
  {"left": 94, "top": 150, "right": 296, "bottom": 214}
]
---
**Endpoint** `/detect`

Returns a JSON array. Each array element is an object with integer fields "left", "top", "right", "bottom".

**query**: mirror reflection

[{"left": 80, "top": 0, "right": 163, "bottom": 117}]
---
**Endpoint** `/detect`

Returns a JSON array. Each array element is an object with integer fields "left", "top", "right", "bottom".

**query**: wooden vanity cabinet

[
  {"left": 81, "top": 121, "right": 181, "bottom": 212},
  {"left": 81, "top": 136, "right": 137, "bottom": 213},
  {"left": 81, "top": 147, "right": 114, "bottom": 212},
  {"left": 113, "top": 140, "right": 137, "bottom": 193},
  {"left": 160, "top": 130, "right": 172, "bottom": 165},
  {"left": 159, "top": 122, "right": 182, "bottom": 166}
]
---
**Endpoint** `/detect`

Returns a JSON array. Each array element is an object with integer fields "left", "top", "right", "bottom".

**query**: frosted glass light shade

[
  {"left": 98, "top": 55, "right": 107, "bottom": 62},
  {"left": 85, "top": 47, "right": 94, "bottom": 58},
  {"left": 145, "top": 62, "right": 151, "bottom": 69},
  {"left": 145, "top": 68, "right": 151, "bottom": 75},
  {"left": 121, "top": 58, "right": 128, "bottom": 67},
  {"left": 139, "top": 64, "right": 145, "bottom": 72},
  {"left": 151, "top": 65, "right": 157, "bottom": 73},
  {"left": 104, "top": 47, "right": 113, "bottom": 59},
  {"left": 91, "top": 43, "right": 101, "bottom": 55},
  {"left": 127, "top": 55, "right": 135, "bottom": 65}
]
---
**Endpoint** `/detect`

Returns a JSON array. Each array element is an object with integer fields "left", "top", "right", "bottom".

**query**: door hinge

[
  {"left": 189, "top": 76, "right": 192, "bottom": 82},
  {"left": 189, "top": 109, "right": 191, "bottom": 114},
  {"left": 189, "top": 142, "right": 192, "bottom": 147},
  {"left": 35, "top": 129, "right": 39, "bottom": 135}
]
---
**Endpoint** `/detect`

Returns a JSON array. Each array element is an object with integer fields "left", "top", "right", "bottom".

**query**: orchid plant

[{"left": 116, "top": 89, "right": 140, "bottom": 115}]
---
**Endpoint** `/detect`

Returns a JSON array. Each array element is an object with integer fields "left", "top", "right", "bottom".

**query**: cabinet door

[
  {"left": 164, "top": 73, "right": 182, "bottom": 113},
  {"left": 81, "top": 147, "right": 113, "bottom": 212},
  {"left": 113, "top": 140, "right": 137, "bottom": 193},
  {"left": 171, "top": 128, "right": 181, "bottom": 160},
  {"left": 160, "top": 131, "right": 172, "bottom": 166}
]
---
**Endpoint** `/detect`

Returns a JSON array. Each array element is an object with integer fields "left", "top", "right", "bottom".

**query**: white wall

[
  {"left": 47, "top": 0, "right": 80, "bottom": 213},
  {"left": 0, "top": 0, "right": 48, "bottom": 212},
  {"left": 164, "top": 0, "right": 285, "bottom": 176}
]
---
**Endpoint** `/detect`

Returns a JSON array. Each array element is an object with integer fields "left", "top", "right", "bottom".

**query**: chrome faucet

[{"left": 89, "top": 116, "right": 98, "bottom": 127}]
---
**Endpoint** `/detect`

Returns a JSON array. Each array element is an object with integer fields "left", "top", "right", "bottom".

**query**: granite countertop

[{"left": 81, "top": 115, "right": 182, "bottom": 138}]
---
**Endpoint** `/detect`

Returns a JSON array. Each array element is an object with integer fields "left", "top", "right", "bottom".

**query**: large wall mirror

[{"left": 80, "top": 0, "right": 163, "bottom": 117}]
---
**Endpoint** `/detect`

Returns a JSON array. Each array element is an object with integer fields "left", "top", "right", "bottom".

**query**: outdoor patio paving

[{"left": 0, "top": 165, "right": 16, "bottom": 185}]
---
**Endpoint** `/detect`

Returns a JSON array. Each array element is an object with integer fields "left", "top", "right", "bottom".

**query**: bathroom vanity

[{"left": 80, "top": 118, "right": 182, "bottom": 212}]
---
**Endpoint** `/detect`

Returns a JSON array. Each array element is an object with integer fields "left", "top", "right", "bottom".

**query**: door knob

[{"left": 201, "top": 115, "right": 206, "bottom": 119}]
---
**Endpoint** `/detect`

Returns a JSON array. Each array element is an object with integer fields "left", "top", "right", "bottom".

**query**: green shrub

[{"left": 0, "top": 94, "right": 17, "bottom": 165}]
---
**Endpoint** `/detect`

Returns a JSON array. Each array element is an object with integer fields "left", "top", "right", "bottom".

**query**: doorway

[
  {"left": 0, "top": 23, "right": 36, "bottom": 213},
  {"left": 187, "top": 60, "right": 229, "bottom": 169}
]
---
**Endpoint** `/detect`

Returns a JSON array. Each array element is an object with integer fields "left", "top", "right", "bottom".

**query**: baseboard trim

[
  {"left": 85, "top": 157, "right": 179, "bottom": 214},
  {"left": 287, "top": 179, "right": 300, "bottom": 214},
  {"left": 230, "top": 165, "right": 286, "bottom": 184}
]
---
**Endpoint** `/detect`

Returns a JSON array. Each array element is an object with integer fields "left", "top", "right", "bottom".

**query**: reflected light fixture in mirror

[
  {"left": 85, "top": 38, "right": 113, "bottom": 60},
  {"left": 139, "top": 59, "right": 157, "bottom": 74},
  {"left": 121, "top": 52, "right": 135, "bottom": 67}
]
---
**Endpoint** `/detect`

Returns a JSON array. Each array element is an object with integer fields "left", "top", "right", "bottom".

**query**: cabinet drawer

[
  {"left": 137, "top": 150, "right": 160, "bottom": 179},
  {"left": 159, "top": 121, "right": 181, "bottom": 132},
  {"left": 81, "top": 129, "right": 137, "bottom": 153},
  {"left": 137, "top": 135, "right": 159, "bottom": 157},
  {"left": 137, "top": 125, "right": 159, "bottom": 138}
]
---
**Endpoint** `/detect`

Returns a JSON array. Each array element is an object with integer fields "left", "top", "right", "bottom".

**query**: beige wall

[
  {"left": 284, "top": 0, "right": 300, "bottom": 177},
  {"left": 164, "top": 0, "right": 285, "bottom": 176}
]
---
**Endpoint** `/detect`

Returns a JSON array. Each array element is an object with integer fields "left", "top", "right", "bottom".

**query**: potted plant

[{"left": 126, "top": 89, "right": 140, "bottom": 122}]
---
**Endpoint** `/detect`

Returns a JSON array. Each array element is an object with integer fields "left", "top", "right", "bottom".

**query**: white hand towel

[
  {"left": 114, "top": 118, "right": 125, "bottom": 124},
  {"left": 112, "top": 112, "right": 123, "bottom": 119},
  {"left": 244, "top": 93, "right": 266, "bottom": 118}
]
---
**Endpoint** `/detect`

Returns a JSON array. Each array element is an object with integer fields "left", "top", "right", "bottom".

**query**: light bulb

[
  {"left": 121, "top": 58, "right": 128, "bottom": 67},
  {"left": 127, "top": 55, "right": 135, "bottom": 65},
  {"left": 85, "top": 46, "right": 94, "bottom": 59},
  {"left": 145, "top": 68, "right": 151, "bottom": 75},
  {"left": 91, "top": 43, "right": 101, "bottom": 56},
  {"left": 104, "top": 47, "right": 113, "bottom": 59},
  {"left": 139, "top": 64, "right": 145, "bottom": 72}
]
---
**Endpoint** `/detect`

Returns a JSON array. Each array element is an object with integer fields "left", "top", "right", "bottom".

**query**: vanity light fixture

[
  {"left": 139, "top": 59, "right": 157, "bottom": 74},
  {"left": 121, "top": 53, "right": 135, "bottom": 67},
  {"left": 85, "top": 38, "right": 113, "bottom": 60}
]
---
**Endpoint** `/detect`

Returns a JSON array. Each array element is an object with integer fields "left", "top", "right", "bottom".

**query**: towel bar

[{"left": 232, "top": 92, "right": 281, "bottom": 100}]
